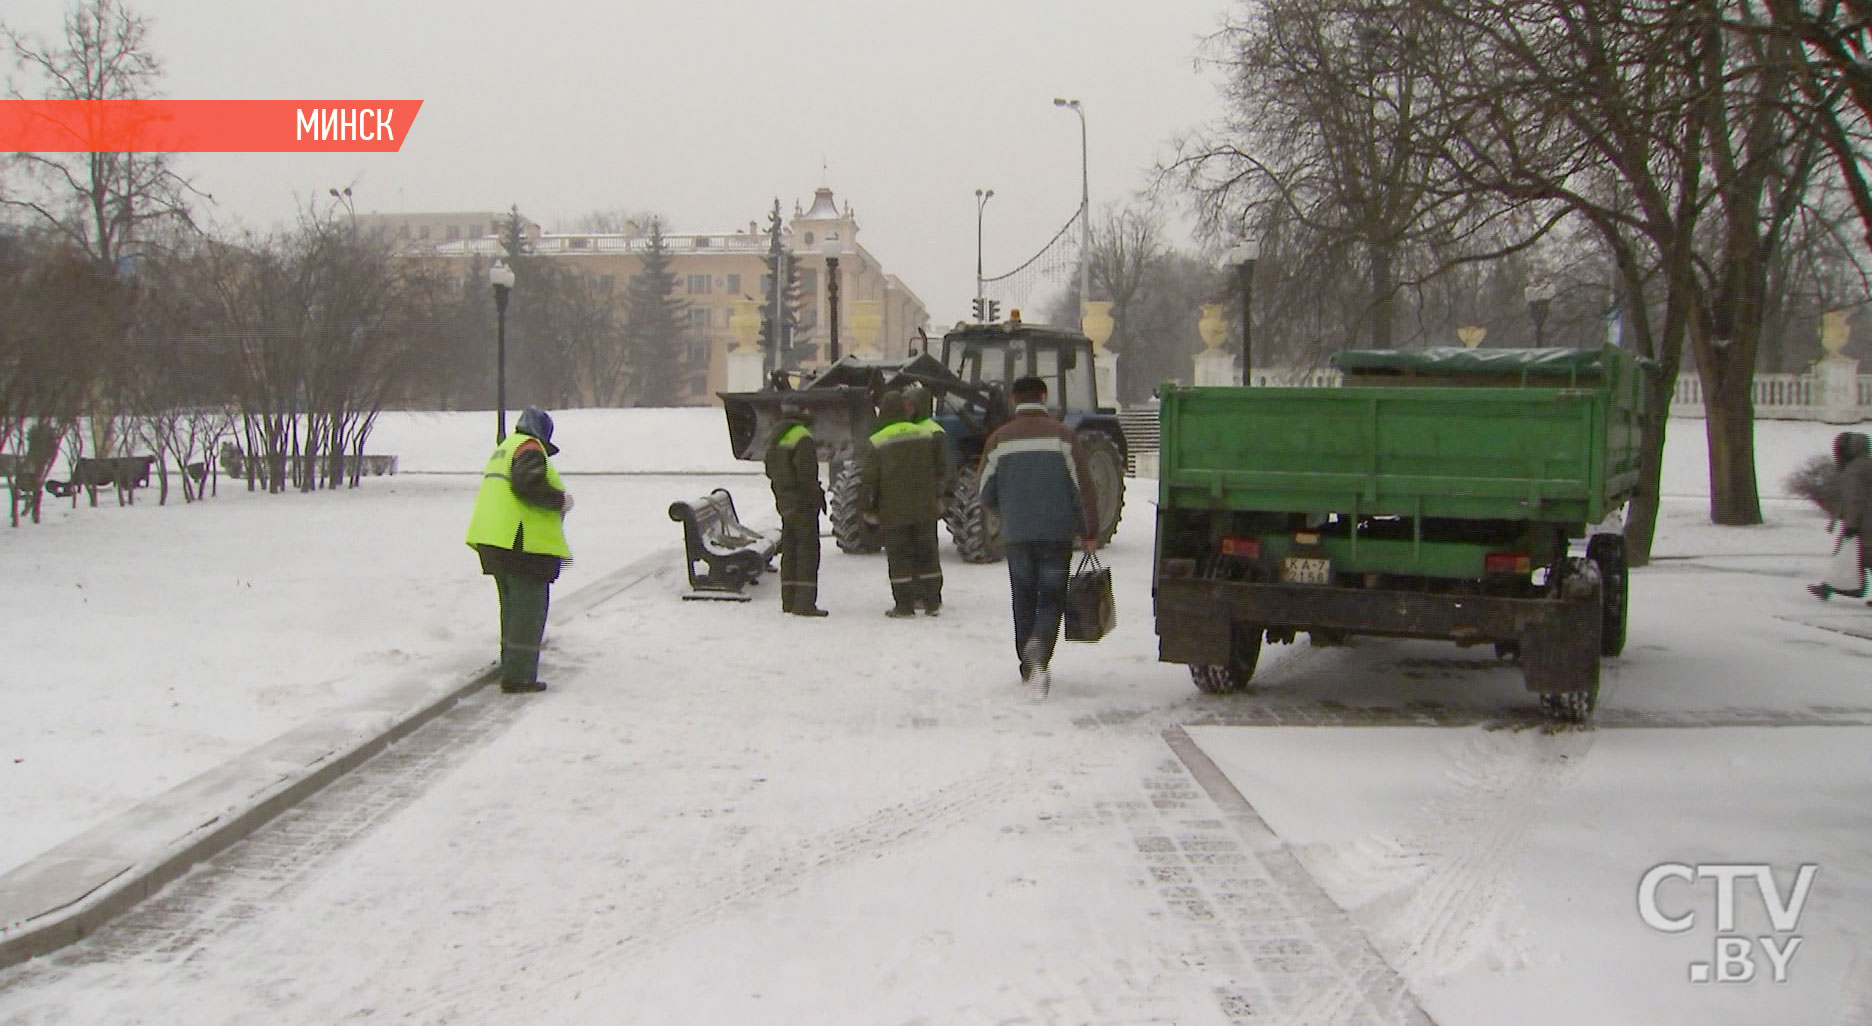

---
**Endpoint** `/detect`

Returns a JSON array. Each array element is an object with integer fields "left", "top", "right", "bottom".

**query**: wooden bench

[
  {"left": 668, "top": 488, "right": 780, "bottom": 601},
  {"left": 47, "top": 455, "right": 157, "bottom": 507},
  {"left": 218, "top": 446, "right": 398, "bottom": 484}
]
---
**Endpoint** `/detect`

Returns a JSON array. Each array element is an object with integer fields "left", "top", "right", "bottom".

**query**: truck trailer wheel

[
  {"left": 1078, "top": 430, "right": 1126, "bottom": 547},
  {"left": 1190, "top": 625, "right": 1262, "bottom": 693},
  {"left": 1587, "top": 534, "right": 1629, "bottom": 657},
  {"left": 944, "top": 457, "right": 1004, "bottom": 563},
  {"left": 1532, "top": 557, "right": 1602, "bottom": 723},
  {"left": 1538, "top": 688, "right": 1597, "bottom": 723},
  {"left": 830, "top": 458, "right": 882, "bottom": 554}
]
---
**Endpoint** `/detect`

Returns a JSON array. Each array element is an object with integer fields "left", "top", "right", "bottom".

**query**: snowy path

[
  {"left": 0, "top": 490, "right": 1461, "bottom": 1025},
  {"left": 2, "top": 410, "right": 1868, "bottom": 1023}
]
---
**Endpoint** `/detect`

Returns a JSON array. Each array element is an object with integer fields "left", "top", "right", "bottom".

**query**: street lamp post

[
  {"left": 974, "top": 187, "right": 994, "bottom": 307},
  {"left": 1226, "top": 240, "right": 1260, "bottom": 381},
  {"left": 489, "top": 260, "right": 515, "bottom": 443},
  {"left": 327, "top": 186, "right": 356, "bottom": 232},
  {"left": 821, "top": 236, "right": 842, "bottom": 364},
  {"left": 1525, "top": 282, "right": 1556, "bottom": 348},
  {"left": 1053, "top": 97, "right": 1088, "bottom": 319}
]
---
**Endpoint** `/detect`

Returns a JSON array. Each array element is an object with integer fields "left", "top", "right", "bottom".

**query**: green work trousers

[
  {"left": 883, "top": 520, "right": 942, "bottom": 610},
  {"left": 780, "top": 513, "right": 821, "bottom": 612},
  {"left": 493, "top": 569, "right": 551, "bottom": 685}
]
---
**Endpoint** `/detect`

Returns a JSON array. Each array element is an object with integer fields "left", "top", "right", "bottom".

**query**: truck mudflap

[{"left": 1153, "top": 577, "right": 1601, "bottom": 692}]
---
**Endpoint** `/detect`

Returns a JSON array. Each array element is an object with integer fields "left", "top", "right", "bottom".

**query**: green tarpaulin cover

[{"left": 1330, "top": 346, "right": 1624, "bottom": 376}]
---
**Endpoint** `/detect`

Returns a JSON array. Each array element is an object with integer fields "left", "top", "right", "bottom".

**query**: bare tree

[
  {"left": 558, "top": 272, "right": 629, "bottom": 406},
  {"left": 1172, "top": 0, "right": 1497, "bottom": 350},
  {"left": 1758, "top": 0, "right": 1872, "bottom": 252},
  {"left": 0, "top": 233, "right": 117, "bottom": 523},
  {"left": 1047, "top": 204, "right": 1231, "bottom": 402},
  {"left": 2, "top": 0, "right": 198, "bottom": 271}
]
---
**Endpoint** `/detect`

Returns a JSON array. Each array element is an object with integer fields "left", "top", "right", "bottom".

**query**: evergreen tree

[
  {"left": 494, "top": 205, "right": 577, "bottom": 408},
  {"left": 760, "top": 198, "right": 811, "bottom": 374},
  {"left": 623, "top": 219, "right": 690, "bottom": 405}
]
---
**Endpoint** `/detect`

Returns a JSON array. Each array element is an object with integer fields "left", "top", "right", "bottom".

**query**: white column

[
  {"left": 1094, "top": 352, "right": 1119, "bottom": 407},
  {"left": 1194, "top": 349, "right": 1239, "bottom": 387},
  {"left": 724, "top": 348, "right": 766, "bottom": 394},
  {"left": 1818, "top": 356, "right": 1860, "bottom": 423},
  {"left": 1818, "top": 310, "right": 1860, "bottom": 423},
  {"left": 725, "top": 298, "right": 767, "bottom": 395}
]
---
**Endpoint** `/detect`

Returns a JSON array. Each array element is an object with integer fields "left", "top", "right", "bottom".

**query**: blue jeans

[{"left": 1005, "top": 539, "right": 1072, "bottom": 667}]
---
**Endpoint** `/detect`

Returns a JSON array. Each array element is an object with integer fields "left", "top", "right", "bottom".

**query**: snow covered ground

[{"left": 0, "top": 410, "right": 1867, "bottom": 1025}]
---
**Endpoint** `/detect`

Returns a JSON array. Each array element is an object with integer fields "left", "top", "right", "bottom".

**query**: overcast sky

[{"left": 6, "top": 0, "right": 1235, "bottom": 323}]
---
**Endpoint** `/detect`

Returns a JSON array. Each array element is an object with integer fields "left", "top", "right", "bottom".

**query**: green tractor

[{"left": 721, "top": 317, "right": 1128, "bottom": 563}]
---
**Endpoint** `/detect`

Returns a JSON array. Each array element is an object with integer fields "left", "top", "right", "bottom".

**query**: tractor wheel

[
  {"left": 1587, "top": 534, "right": 1629, "bottom": 657},
  {"left": 944, "top": 457, "right": 1004, "bottom": 563},
  {"left": 1079, "top": 431, "right": 1126, "bottom": 547},
  {"left": 829, "top": 458, "right": 882, "bottom": 554}
]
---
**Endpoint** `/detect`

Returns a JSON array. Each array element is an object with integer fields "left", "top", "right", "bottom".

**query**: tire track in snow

[{"left": 1162, "top": 731, "right": 1437, "bottom": 1026}]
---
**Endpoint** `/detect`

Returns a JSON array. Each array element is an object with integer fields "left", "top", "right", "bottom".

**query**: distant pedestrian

[
  {"left": 465, "top": 407, "right": 572, "bottom": 693},
  {"left": 766, "top": 400, "right": 828, "bottom": 617},
  {"left": 1810, "top": 431, "right": 1872, "bottom": 600},
  {"left": 979, "top": 375, "right": 1099, "bottom": 696},
  {"left": 862, "top": 389, "right": 946, "bottom": 616}
]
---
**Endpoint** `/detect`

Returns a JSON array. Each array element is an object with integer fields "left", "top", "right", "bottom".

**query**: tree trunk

[
  {"left": 1704, "top": 357, "right": 1763, "bottom": 525},
  {"left": 1369, "top": 244, "right": 1395, "bottom": 349},
  {"left": 1623, "top": 378, "right": 1673, "bottom": 567}
]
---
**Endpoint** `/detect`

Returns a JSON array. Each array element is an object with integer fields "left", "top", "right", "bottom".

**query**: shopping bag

[
  {"left": 1063, "top": 551, "right": 1116, "bottom": 643},
  {"left": 1826, "top": 535, "right": 1866, "bottom": 594}
]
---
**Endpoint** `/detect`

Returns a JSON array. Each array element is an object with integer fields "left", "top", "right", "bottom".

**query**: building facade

[{"left": 362, "top": 188, "right": 927, "bottom": 406}]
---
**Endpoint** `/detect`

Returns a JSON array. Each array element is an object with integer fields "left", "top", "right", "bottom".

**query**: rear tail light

[
  {"left": 1485, "top": 552, "right": 1532, "bottom": 574},
  {"left": 1219, "top": 535, "right": 1260, "bottom": 558}
]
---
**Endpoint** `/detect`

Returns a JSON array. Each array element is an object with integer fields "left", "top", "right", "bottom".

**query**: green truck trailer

[{"left": 1151, "top": 346, "right": 1653, "bottom": 721}]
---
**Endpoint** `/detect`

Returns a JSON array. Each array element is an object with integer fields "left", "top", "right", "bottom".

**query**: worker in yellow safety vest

[{"left": 465, "top": 406, "right": 573, "bottom": 693}]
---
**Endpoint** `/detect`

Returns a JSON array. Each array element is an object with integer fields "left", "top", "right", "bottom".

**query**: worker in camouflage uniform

[
  {"left": 765, "top": 400, "right": 829, "bottom": 616},
  {"left": 862, "top": 390, "right": 946, "bottom": 617}
]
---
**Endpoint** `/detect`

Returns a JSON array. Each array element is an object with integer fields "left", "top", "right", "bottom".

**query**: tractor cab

[{"left": 937, "top": 319, "right": 1104, "bottom": 422}]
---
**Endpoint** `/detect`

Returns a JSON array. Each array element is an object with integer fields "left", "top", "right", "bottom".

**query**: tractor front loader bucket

[{"left": 719, "top": 385, "right": 878, "bottom": 461}]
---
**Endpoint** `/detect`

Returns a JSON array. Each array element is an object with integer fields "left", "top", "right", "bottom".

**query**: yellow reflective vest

[{"left": 464, "top": 434, "right": 571, "bottom": 558}]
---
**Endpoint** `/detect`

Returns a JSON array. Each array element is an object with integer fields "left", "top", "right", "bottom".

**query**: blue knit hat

[{"left": 514, "top": 406, "right": 559, "bottom": 455}]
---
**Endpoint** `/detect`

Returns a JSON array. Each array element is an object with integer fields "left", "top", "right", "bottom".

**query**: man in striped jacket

[{"left": 978, "top": 376, "right": 1099, "bottom": 694}]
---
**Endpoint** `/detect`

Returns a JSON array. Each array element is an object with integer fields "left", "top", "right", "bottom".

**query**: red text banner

[{"left": 0, "top": 101, "right": 423, "bottom": 153}]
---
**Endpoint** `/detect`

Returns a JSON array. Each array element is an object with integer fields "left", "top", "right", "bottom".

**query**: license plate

[{"left": 1282, "top": 556, "right": 1332, "bottom": 585}]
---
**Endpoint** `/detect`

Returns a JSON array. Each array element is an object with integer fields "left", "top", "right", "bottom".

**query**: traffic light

[
  {"left": 987, "top": 300, "right": 1001, "bottom": 322},
  {"left": 972, "top": 297, "right": 987, "bottom": 322}
]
